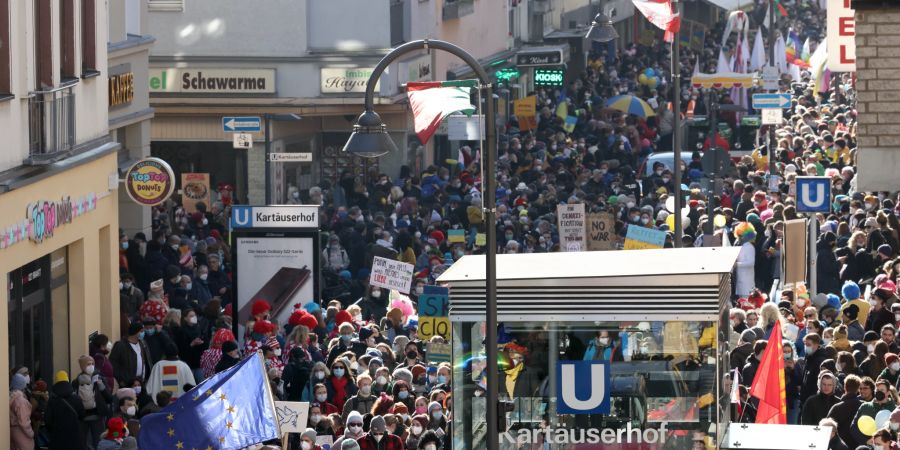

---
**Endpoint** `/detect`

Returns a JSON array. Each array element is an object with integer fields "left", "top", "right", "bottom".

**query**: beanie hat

[
  {"left": 116, "top": 387, "right": 136, "bottom": 400},
  {"left": 812, "top": 293, "right": 828, "bottom": 309},
  {"left": 54, "top": 370, "right": 69, "bottom": 384},
  {"left": 222, "top": 340, "right": 239, "bottom": 354},
  {"left": 299, "top": 313, "right": 318, "bottom": 331},
  {"left": 251, "top": 300, "right": 271, "bottom": 317},
  {"left": 886, "top": 353, "right": 899, "bottom": 365},
  {"left": 347, "top": 410, "right": 363, "bottom": 425},
  {"left": 370, "top": 415, "right": 386, "bottom": 433},
  {"left": 359, "top": 327, "right": 374, "bottom": 341},
  {"left": 253, "top": 320, "right": 275, "bottom": 335},
  {"left": 741, "top": 329, "right": 757, "bottom": 344},
  {"left": 339, "top": 270, "right": 352, "bottom": 281},
  {"left": 342, "top": 440, "right": 361, "bottom": 450},
  {"left": 864, "top": 331, "right": 879, "bottom": 342},
  {"left": 289, "top": 310, "right": 308, "bottom": 327},
  {"left": 223, "top": 303, "right": 233, "bottom": 317},
  {"left": 301, "top": 428, "right": 317, "bottom": 442},
  {"left": 428, "top": 401, "right": 443, "bottom": 413},
  {"left": 891, "top": 408, "right": 900, "bottom": 423},
  {"left": 879, "top": 244, "right": 894, "bottom": 258},
  {"left": 843, "top": 304, "right": 859, "bottom": 321},
  {"left": 843, "top": 281, "right": 861, "bottom": 300},
  {"left": 826, "top": 294, "right": 842, "bottom": 311},
  {"left": 103, "top": 417, "right": 128, "bottom": 440},
  {"left": 411, "top": 364, "right": 427, "bottom": 380},
  {"left": 335, "top": 310, "right": 353, "bottom": 326},
  {"left": 10, "top": 374, "right": 27, "bottom": 391},
  {"left": 79, "top": 355, "right": 94, "bottom": 371}
]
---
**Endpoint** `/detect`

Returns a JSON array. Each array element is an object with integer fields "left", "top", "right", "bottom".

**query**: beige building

[{"left": 0, "top": 0, "right": 151, "bottom": 443}]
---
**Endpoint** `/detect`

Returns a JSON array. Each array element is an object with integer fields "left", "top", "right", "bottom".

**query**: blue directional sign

[
  {"left": 796, "top": 177, "right": 831, "bottom": 213},
  {"left": 751, "top": 93, "right": 791, "bottom": 110},
  {"left": 222, "top": 116, "right": 261, "bottom": 132}
]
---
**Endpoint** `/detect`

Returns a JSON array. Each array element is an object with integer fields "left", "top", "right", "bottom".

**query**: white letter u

[
  {"left": 560, "top": 364, "right": 605, "bottom": 410},
  {"left": 801, "top": 183, "right": 826, "bottom": 208}
]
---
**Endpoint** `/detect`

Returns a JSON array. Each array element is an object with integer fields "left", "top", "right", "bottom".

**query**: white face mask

[
  {"left": 376, "top": 376, "right": 387, "bottom": 385},
  {"left": 597, "top": 337, "right": 609, "bottom": 346},
  {"left": 411, "top": 425, "right": 423, "bottom": 435},
  {"left": 315, "top": 371, "right": 325, "bottom": 380},
  {"left": 372, "top": 290, "right": 382, "bottom": 299},
  {"left": 316, "top": 393, "right": 327, "bottom": 402},
  {"left": 134, "top": 386, "right": 141, "bottom": 395},
  {"left": 301, "top": 441, "right": 312, "bottom": 450},
  {"left": 84, "top": 365, "right": 95, "bottom": 375},
  {"left": 106, "top": 342, "right": 113, "bottom": 352},
  {"left": 187, "top": 316, "right": 198, "bottom": 325},
  {"left": 891, "top": 363, "right": 900, "bottom": 372},
  {"left": 274, "top": 348, "right": 282, "bottom": 357},
  {"left": 892, "top": 422, "right": 900, "bottom": 432},
  {"left": 869, "top": 344, "right": 877, "bottom": 353},
  {"left": 199, "top": 273, "right": 208, "bottom": 281},
  {"left": 310, "top": 414, "right": 321, "bottom": 424},
  {"left": 126, "top": 406, "right": 136, "bottom": 416}
]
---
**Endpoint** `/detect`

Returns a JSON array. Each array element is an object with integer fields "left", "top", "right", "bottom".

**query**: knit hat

[
  {"left": 289, "top": 310, "right": 308, "bottom": 327},
  {"left": 864, "top": 331, "right": 879, "bottom": 342},
  {"left": 335, "top": 310, "right": 353, "bottom": 326},
  {"left": 253, "top": 320, "right": 275, "bottom": 335},
  {"left": 120, "top": 437, "right": 137, "bottom": 450},
  {"left": 812, "top": 293, "right": 829, "bottom": 309},
  {"left": 103, "top": 417, "right": 129, "bottom": 440},
  {"left": 886, "top": 353, "right": 899, "bottom": 365},
  {"left": 79, "top": 355, "right": 94, "bottom": 371},
  {"left": 116, "top": 388, "right": 136, "bottom": 400},
  {"left": 359, "top": 327, "right": 374, "bottom": 341},
  {"left": 10, "top": 373, "right": 27, "bottom": 391},
  {"left": 54, "top": 370, "right": 69, "bottom": 384},
  {"left": 891, "top": 408, "right": 900, "bottom": 423},
  {"left": 222, "top": 340, "right": 239, "bottom": 354},
  {"left": 740, "top": 329, "right": 757, "bottom": 344},
  {"left": 299, "top": 313, "right": 318, "bottom": 331},
  {"left": 301, "top": 428, "right": 317, "bottom": 442},
  {"left": 411, "top": 364, "right": 427, "bottom": 380},
  {"left": 251, "top": 299, "right": 271, "bottom": 317},
  {"left": 387, "top": 308, "right": 403, "bottom": 325},
  {"left": 370, "top": 415, "right": 386, "bottom": 433},
  {"left": 428, "top": 401, "right": 443, "bottom": 413},
  {"left": 843, "top": 304, "right": 859, "bottom": 321},
  {"left": 341, "top": 440, "right": 361, "bottom": 450},
  {"left": 826, "top": 294, "right": 842, "bottom": 311},
  {"left": 347, "top": 410, "right": 363, "bottom": 425}
]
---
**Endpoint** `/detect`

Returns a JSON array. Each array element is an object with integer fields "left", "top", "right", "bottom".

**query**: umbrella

[{"left": 605, "top": 95, "right": 656, "bottom": 118}]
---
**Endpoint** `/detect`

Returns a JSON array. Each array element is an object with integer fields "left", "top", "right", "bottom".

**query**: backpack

[{"left": 76, "top": 377, "right": 96, "bottom": 410}]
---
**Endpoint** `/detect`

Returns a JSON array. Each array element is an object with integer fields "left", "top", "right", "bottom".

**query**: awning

[
  {"left": 437, "top": 247, "right": 740, "bottom": 322},
  {"left": 446, "top": 48, "right": 518, "bottom": 80}
]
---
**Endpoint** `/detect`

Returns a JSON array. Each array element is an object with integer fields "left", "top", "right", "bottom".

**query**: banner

[
  {"left": 180, "top": 173, "right": 210, "bottom": 213},
  {"left": 587, "top": 213, "right": 616, "bottom": 251},
  {"left": 623, "top": 225, "right": 666, "bottom": 250},
  {"left": 557, "top": 203, "right": 587, "bottom": 252},
  {"left": 447, "top": 229, "right": 465, "bottom": 243},
  {"left": 513, "top": 96, "right": 538, "bottom": 131},
  {"left": 369, "top": 256, "right": 415, "bottom": 294},
  {"left": 274, "top": 401, "right": 310, "bottom": 434},
  {"left": 427, "top": 342, "right": 452, "bottom": 364}
]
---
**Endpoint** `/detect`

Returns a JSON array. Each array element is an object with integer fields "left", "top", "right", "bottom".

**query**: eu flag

[{"left": 139, "top": 353, "right": 280, "bottom": 450}]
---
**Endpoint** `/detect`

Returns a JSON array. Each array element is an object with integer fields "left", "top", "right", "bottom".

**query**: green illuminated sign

[
  {"left": 496, "top": 68, "right": 520, "bottom": 81},
  {"left": 534, "top": 68, "right": 564, "bottom": 87}
]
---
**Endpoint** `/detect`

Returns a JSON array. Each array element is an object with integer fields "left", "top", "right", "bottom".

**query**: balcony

[
  {"left": 27, "top": 85, "right": 75, "bottom": 165},
  {"left": 443, "top": 0, "right": 475, "bottom": 20}
]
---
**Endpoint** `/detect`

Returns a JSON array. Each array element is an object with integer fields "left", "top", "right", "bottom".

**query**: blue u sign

[
  {"left": 556, "top": 360, "right": 610, "bottom": 414},
  {"left": 796, "top": 176, "right": 831, "bottom": 213},
  {"left": 230, "top": 206, "right": 253, "bottom": 228}
]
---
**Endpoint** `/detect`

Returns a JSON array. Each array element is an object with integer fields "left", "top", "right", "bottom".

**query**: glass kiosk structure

[{"left": 436, "top": 247, "right": 741, "bottom": 450}]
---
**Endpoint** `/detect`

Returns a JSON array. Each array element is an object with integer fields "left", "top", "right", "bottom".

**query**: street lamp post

[
  {"left": 672, "top": 0, "right": 683, "bottom": 247},
  {"left": 341, "top": 39, "right": 500, "bottom": 450}
]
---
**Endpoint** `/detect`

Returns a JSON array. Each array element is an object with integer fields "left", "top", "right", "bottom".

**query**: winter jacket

[
  {"left": 800, "top": 392, "right": 840, "bottom": 425},
  {"left": 817, "top": 240, "right": 842, "bottom": 295},
  {"left": 282, "top": 359, "right": 313, "bottom": 402},
  {"left": 9, "top": 389, "right": 34, "bottom": 450},
  {"left": 826, "top": 394, "right": 862, "bottom": 446},
  {"left": 45, "top": 381, "right": 87, "bottom": 450},
  {"left": 854, "top": 399, "right": 896, "bottom": 421},
  {"left": 341, "top": 394, "right": 377, "bottom": 423},
  {"left": 109, "top": 338, "right": 152, "bottom": 385},
  {"left": 866, "top": 307, "right": 894, "bottom": 334},
  {"left": 730, "top": 343, "right": 753, "bottom": 371},
  {"left": 801, "top": 348, "right": 829, "bottom": 402},
  {"left": 357, "top": 433, "right": 404, "bottom": 450}
]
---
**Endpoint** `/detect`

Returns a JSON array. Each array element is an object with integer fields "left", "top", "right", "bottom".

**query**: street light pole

[
  {"left": 264, "top": 114, "right": 271, "bottom": 205},
  {"left": 672, "top": 0, "right": 683, "bottom": 248},
  {"left": 767, "top": 0, "right": 778, "bottom": 192},
  {"left": 343, "top": 39, "right": 499, "bottom": 450}
]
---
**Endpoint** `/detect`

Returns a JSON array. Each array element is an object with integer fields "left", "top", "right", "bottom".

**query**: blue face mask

[
  {"left": 432, "top": 411, "right": 443, "bottom": 421},
  {"left": 437, "top": 375, "right": 447, "bottom": 384},
  {"left": 340, "top": 334, "right": 352, "bottom": 344},
  {"left": 398, "top": 390, "right": 409, "bottom": 399},
  {"left": 138, "top": 331, "right": 145, "bottom": 340},
  {"left": 333, "top": 368, "right": 345, "bottom": 377},
  {"left": 145, "top": 328, "right": 156, "bottom": 336}
]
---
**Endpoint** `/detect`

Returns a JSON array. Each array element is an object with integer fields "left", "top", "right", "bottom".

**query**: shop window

[
  {"left": 319, "top": 132, "right": 379, "bottom": 191},
  {"left": 35, "top": 0, "right": 51, "bottom": 88}
]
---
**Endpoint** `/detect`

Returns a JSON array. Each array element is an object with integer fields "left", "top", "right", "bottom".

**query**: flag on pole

[
  {"left": 632, "top": 0, "right": 681, "bottom": 43},
  {"left": 750, "top": 29, "right": 766, "bottom": 72},
  {"left": 139, "top": 353, "right": 280, "bottom": 449},
  {"left": 775, "top": 33, "right": 788, "bottom": 73},
  {"left": 786, "top": 29, "right": 802, "bottom": 66},
  {"left": 801, "top": 38, "right": 812, "bottom": 65},
  {"left": 406, "top": 81, "right": 477, "bottom": 145},
  {"left": 750, "top": 320, "right": 787, "bottom": 424}
]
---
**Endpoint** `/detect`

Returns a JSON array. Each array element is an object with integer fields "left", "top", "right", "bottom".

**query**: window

[
  {"left": 35, "top": 0, "right": 51, "bottom": 88},
  {"left": 60, "top": 0, "right": 76, "bottom": 79},
  {"left": 81, "top": 0, "right": 97, "bottom": 74},
  {"left": 148, "top": 0, "right": 184, "bottom": 12},
  {"left": 0, "top": 0, "right": 9, "bottom": 94}
]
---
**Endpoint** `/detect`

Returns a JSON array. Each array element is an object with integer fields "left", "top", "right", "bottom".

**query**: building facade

[{"left": 0, "top": 0, "right": 129, "bottom": 442}]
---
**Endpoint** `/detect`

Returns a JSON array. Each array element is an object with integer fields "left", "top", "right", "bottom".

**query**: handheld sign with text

[
  {"left": 623, "top": 225, "right": 666, "bottom": 250},
  {"left": 369, "top": 257, "right": 415, "bottom": 294},
  {"left": 418, "top": 285, "right": 449, "bottom": 316},
  {"left": 427, "top": 342, "right": 452, "bottom": 364},
  {"left": 419, "top": 316, "right": 451, "bottom": 340},
  {"left": 586, "top": 213, "right": 615, "bottom": 251},
  {"left": 557, "top": 203, "right": 586, "bottom": 252}
]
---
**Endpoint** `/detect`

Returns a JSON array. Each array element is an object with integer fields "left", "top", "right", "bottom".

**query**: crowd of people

[{"left": 9, "top": 0, "right": 896, "bottom": 449}]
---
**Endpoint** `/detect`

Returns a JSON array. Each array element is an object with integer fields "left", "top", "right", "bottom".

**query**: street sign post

[
  {"left": 233, "top": 132, "right": 253, "bottom": 149},
  {"left": 761, "top": 108, "right": 783, "bottom": 125},
  {"left": 761, "top": 66, "right": 780, "bottom": 91},
  {"left": 796, "top": 177, "right": 832, "bottom": 213},
  {"left": 752, "top": 93, "right": 791, "bottom": 109},
  {"left": 223, "top": 116, "right": 262, "bottom": 132}
]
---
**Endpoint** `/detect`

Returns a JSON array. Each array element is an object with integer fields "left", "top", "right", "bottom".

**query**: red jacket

[{"left": 357, "top": 434, "right": 404, "bottom": 450}]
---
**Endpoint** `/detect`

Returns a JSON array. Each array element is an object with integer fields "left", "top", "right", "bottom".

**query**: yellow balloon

[
  {"left": 666, "top": 214, "right": 675, "bottom": 229},
  {"left": 639, "top": 73, "right": 648, "bottom": 85},
  {"left": 858, "top": 415, "right": 877, "bottom": 436},
  {"left": 714, "top": 214, "right": 727, "bottom": 228},
  {"left": 648, "top": 77, "right": 658, "bottom": 89}
]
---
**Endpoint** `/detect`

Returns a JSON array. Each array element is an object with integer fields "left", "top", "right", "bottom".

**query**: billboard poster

[
  {"left": 235, "top": 236, "right": 316, "bottom": 339},
  {"left": 181, "top": 173, "right": 210, "bottom": 213}
]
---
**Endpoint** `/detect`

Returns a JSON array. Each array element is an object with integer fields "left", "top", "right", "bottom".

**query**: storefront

[
  {"left": 437, "top": 248, "right": 740, "bottom": 450},
  {"left": 1, "top": 150, "right": 121, "bottom": 384}
]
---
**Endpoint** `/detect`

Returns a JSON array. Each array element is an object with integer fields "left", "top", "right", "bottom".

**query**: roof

[{"left": 437, "top": 247, "right": 741, "bottom": 283}]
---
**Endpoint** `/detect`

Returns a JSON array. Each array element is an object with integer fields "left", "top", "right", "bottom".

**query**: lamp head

[
  {"left": 342, "top": 110, "right": 397, "bottom": 158},
  {"left": 586, "top": 12, "right": 619, "bottom": 43}
]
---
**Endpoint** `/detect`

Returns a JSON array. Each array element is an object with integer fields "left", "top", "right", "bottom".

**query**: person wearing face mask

[
  {"left": 328, "top": 323, "right": 366, "bottom": 367},
  {"left": 878, "top": 353, "right": 900, "bottom": 386},
  {"left": 146, "top": 346, "right": 195, "bottom": 400},
  {"left": 295, "top": 428, "right": 322, "bottom": 450},
  {"left": 45, "top": 370, "right": 87, "bottom": 450},
  {"left": 215, "top": 340, "right": 241, "bottom": 374},
  {"left": 359, "top": 288, "right": 388, "bottom": 326},
  {"left": 583, "top": 331, "right": 624, "bottom": 361},
  {"left": 73, "top": 354, "right": 112, "bottom": 448},
  {"left": 405, "top": 415, "right": 429, "bottom": 450},
  {"left": 499, "top": 344, "right": 540, "bottom": 399},
  {"left": 109, "top": 322, "right": 152, "bottom": 386},
  {"left": 90, "top": 334, "right": 117, "bottom": 391},
  {"left": 119, "top": 273, "right": 144, "bottom": 327},
  {"left": 415, "top": 429, "right": 443, "bottom": 450},
  {"left": 867, "top": 289, "right": 894, "bottom": 335},
  {"left": 800, "top": 371, "right": 840, "bottom": 425},
  {"left": 308, "top": 403, "right": 335, "bottom": 438},
  {"left": 189, "top": 265, "right": 213, "bottom": 308},
  {"left": 326, "top": 359, "right": 358, "bottom": 410},
  {"left": 853, "top": 379, "right": 896, "bottom": 429},
  {"left": 342, "top": 374, "right": 377, "bottom": 422},
  {"left": 397, "top": 343, "right": 422, "bottom": 370},
  {"left": 174, "top": 309, "right": 206, "bottom": 381},
  {"left": 333, "top": 410, "right": 366, "bottom": 449},
  {"left": 357, "top": 415, "right": 404, "bottom": 450},
  {"left": 281, "top": 347, "right": 313, "bottom": 402}
]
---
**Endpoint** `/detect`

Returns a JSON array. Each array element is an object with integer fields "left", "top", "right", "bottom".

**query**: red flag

[
  {"left": 632, "top": 0, "right": 681, "bottom": 43},
  {"left": 406, "top": 81, "right": 476, "bottom": 145},
  {"left": 749, "top": 320, "right": 787, "bottom": 424}
]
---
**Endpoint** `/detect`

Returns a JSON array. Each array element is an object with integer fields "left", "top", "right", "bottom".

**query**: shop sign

[
  {"left": 124, "top": 157, "right": 176, "bottom": 206},
  {"left": 534, "top": 68, "right": 565, "bottom": 87},
  {"left": 403, "top": 55, "right": 432, "bottom": 83},
  {"left": 557, "top": 360, "right": 610, "bottom": 414},
  {"left": 149, "top": 68, "right": 276, "bottom": 94},
  {"left": 1, "top": 194, "right": 99, "bottom": 249},
  {"left": 516, "top": 49, "right": 563, "bottom": 67},
  {"left": 320, "top": 67, "right": 380, "bottom": 94},
  {"left": 108, "top": 72, "right": 134, "bottom": 107},
  {"left": 827, "top": 0, "right": 855, "bottom": 72}
]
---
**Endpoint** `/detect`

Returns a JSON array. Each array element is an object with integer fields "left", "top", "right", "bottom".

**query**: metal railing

[{"left": 27, "top": 84, "right": 76, "bottom": 164}]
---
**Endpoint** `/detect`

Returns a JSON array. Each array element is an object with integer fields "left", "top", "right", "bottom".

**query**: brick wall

[{"left": 855, "top": 8, "right": 900, "bottom": 191}]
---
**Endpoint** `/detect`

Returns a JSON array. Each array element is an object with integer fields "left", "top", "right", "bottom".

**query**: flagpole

[
  {"left": 257, "top": 350, "right": 282, "bottom": 438},
  {"left": 768, "top": 0, "right": 778, "bottom": 192},
  {"left": 672, "top": 0, "right": 683, "bottom": 248}
]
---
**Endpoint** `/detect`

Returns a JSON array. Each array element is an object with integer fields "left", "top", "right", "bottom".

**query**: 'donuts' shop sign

[{"left": 125, "top": 157, "right": 175, "bottom": 206}]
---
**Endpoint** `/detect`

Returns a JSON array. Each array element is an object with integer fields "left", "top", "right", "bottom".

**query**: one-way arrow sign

[
  {"left": 222, "top": 116, "right": 261, "bottom": 132},
  {"left": 751, "top": 93, "right": 791, "bottom": 110}
]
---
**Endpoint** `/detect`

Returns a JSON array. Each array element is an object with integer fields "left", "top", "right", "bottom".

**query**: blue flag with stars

[{"left": 139, "top": 353, "right": 279, "bottom": 450}]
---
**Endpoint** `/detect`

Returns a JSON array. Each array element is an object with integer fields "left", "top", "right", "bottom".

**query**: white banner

[
  {"left": 369, "top": 256, "right": 414, "bottom": 294},
  {"left": 827, "top": 0, "right": 856, "bottom": 72},
  {"left": 557, "top": 203, "right": 586, "bottom": 252}
]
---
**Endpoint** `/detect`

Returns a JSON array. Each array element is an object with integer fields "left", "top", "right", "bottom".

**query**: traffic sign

[
  {"left": 761, "top": 108, "right": 783, "bottom": 125},
  {"left": 233, "top": 133, "right": 253, "bottom": 149},
  {"left": 752, "top": 93, "right": 791, "bottom": 109},
  {"left": 761, "top": 66, "right": 779, "bottom": 91},
  {"left": 223, "top": 116, "right": 261, "bottom": 132},
  {"left": 230, "top": 205, "right": 319, "bottom": 229},
  {"left": 796, "top": 177, "right": 831, "bottom": 213}
]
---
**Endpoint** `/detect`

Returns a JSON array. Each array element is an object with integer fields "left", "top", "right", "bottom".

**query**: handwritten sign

[
  {"left": 557, "top": 203, "right": 586, "bottom": 252},
  {"left": 274, "top": 401, "right": 309, "bottom": 434},
  {"left": 419, "top": 316, "right": 451, "bottom": 340},
  {"left": 587, "top": 213, "right": 615, "bottom": 251},
  {"left": 624, "top": 225, "right": 667, "bottom": 250},
  {"left": 369, "top": 256, "right": 415, "bottom": 294},
  {"left": 418, "top": 285, "right": 449, "bottom": 316},
  {"left": 513, "top": 96, "right": 537, "bottom": 131},
  {"left": 181, "top": 173, "right": 210, "bottom": 213},
  {"left": 427, "top": 342, "right": 452, "bottom": 364}
]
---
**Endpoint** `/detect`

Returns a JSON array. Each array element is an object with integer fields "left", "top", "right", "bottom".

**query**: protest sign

[
  {"left": 557, "top": 203, "right": 586, "bottom": 252},
  {"left": 369, "top": 256, "right": 414, "bottom": 294},
  {"left": 623, "top": 225, "right": 666, "bottom": 250},
  {"left": 586, "top": 213, "right": 615, "bottom": 251}
]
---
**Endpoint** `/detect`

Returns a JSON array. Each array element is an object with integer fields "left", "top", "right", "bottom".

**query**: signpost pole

[
  {"left": 264, "top": 114, "right": 272, "bottom": 205},
  {"left": 767, "top": 0, "right": 778, "bottom": 193}
]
